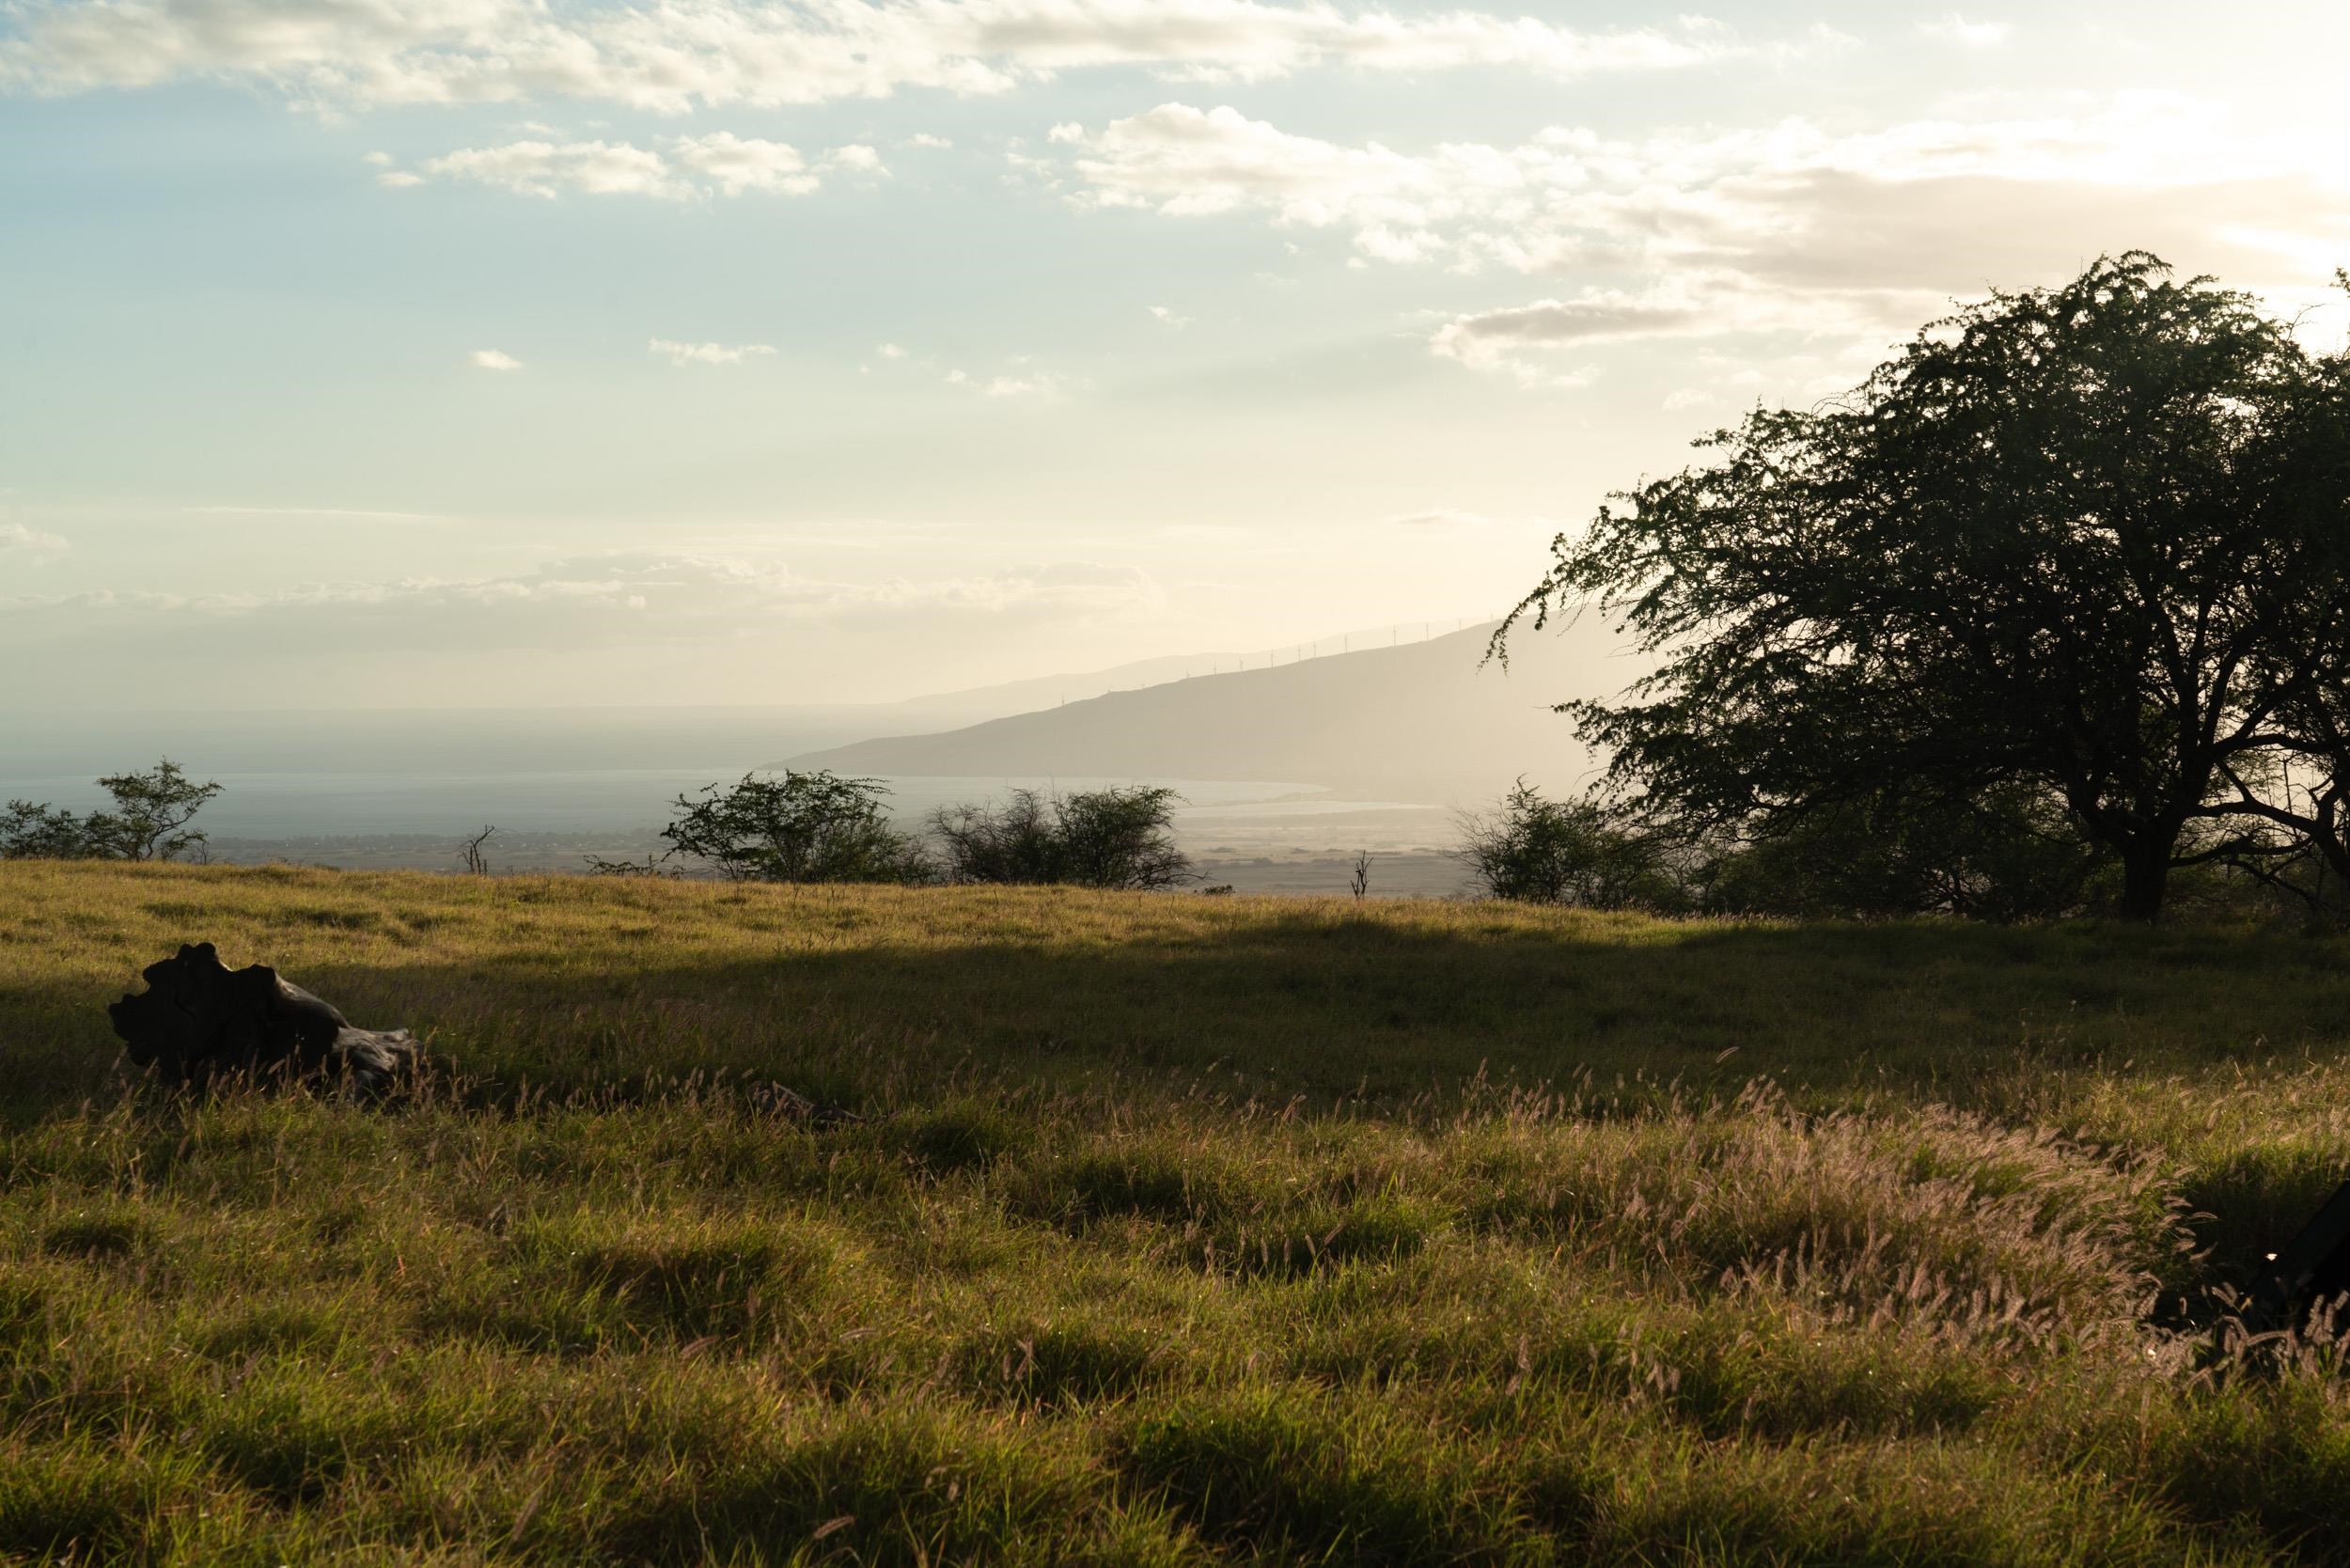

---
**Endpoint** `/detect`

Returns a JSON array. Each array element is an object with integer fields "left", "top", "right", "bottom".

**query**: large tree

[{"left": 1495, "top": 254, "right": 2350, "bottom": 920}]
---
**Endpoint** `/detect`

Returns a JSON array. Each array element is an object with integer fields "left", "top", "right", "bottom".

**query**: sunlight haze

[{"left": 5, "top": 0, "right": 2349, "bottom": 706}]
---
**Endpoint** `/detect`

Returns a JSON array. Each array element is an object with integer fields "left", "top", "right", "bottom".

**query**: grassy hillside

[{"left": 6, "top": 864, "right": 2350, "bottom": 1564}]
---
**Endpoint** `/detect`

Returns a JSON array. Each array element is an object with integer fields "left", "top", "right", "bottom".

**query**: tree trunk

[{"left": 2116, "top": 843, "right": 2171, "bottom": 922}]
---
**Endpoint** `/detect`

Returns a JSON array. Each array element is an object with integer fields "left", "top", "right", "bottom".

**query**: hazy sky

[{"left": 4, "top": 0, "right": 2348, "bottom": 707}]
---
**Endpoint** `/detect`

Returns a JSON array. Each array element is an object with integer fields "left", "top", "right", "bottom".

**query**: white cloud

[
  {"left": 979, "top": 372, "right": 1058, "bottom": 398},
  {"left": 425, "top": 139, "right": 685, "bottom": 198},
  {"left": 0, "top": 1, "right": 1773, "bottom": 113},
  {"left": 1045, "top": 95, "right": 2350, "bottom": 385},
  {"left": 1433, "top": 291, "right": 1707, "bottom": 348},
  {"left": 902, "top": 133, "right": 952, "bottom": 149},
  {"left": 1054, "top": 103, "right": 1468, "bottom": 228},
  {"left": 360, "top": 149, "right": 392, "bottom": 165},
  {"left": 876, "top": 342, "right": 907, "bottom": 359},
  {"left": 649, "top": 337, "right": 776, "bottom": 366},
  {"left": 1147, "top": 304, "right": 1190, "bottom": 327},
  {"left": 941, "top": 360, "right": 1063, "bottom": 398},
  {"left": 670, "top": 132, "right": 819, "bottom": 195},
  {"left": 1919, "top": 14, "right": 2013, "bottom": 48},
  {"left": 0, "top": 521, "right": 68, "bottom": 561},
  {"left": 383, "top": 133, "right": 879, "bottom": 199},
  {"left": 469, "top": 349, "right": 523, "bottom": 370}
]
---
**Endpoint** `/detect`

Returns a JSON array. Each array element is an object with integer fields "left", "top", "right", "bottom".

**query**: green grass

[{"left": 6, "top": 862, "right": 2350, "bottom": 1564}]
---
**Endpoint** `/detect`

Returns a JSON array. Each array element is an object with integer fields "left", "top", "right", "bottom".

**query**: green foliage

[
  {"left": 0, "top": 799, "right": 89, "bottom": 859},
  {"left": 1454, "top": 778, "right": 1684, "bottom": 909},
  {"left": 1500, "top": 254, "right": 2350, "bottom": 921},
  {"left": 932, "top": 784, "right": 1195, "bottom": 889},
  {"left": 654, "top": 769, "right": 932, "bottom": 884},
  {"left": 1455, "top": 778, "right": 2109, "bottom": 922},
  {"left": 1703, "top": 785, "right": 2107, "bottom": 922},
  {"left": 0, "top": 757, "right": 221, "bottom": 862}
]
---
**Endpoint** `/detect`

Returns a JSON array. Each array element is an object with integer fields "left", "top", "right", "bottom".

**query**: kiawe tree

[
  {"left": 654, "top": 771, "right": 932, "bottom": 884},
  {"left": 1, "top": 759, "right": 223, "bottom": 863},
  {"left": 94, "top": 760, "right": 226, "bottom": 861},
  {"left": 1496, "top": 254, "right": 2350, "bottom": 921}
]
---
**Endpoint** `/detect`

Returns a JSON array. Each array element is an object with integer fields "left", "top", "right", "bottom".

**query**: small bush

[
  {"left": 932, "top": 786, "right": 1194, "bottom": 889},
  {"left": 1454, "top": 778, "right": 1683, "bottom": 909}
]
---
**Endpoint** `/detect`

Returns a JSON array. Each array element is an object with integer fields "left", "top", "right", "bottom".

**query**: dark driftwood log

[{"left": 108, "top": 942, "right": 418, "bottom": 1095}]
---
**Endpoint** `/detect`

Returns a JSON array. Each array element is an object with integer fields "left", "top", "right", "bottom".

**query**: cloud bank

[
  {"left": 0, "top": 553, "right": 1164, "bottom": 653},
  {"left": 0, "top": 0, "right": 1768, "bottom": 113},
  {"left": 382, "top": 134, "right": 882, "bottom": 199},
  {"left": 0, "top": 552, "right": 1173, "bottom": 705},
  {"left": 1042, "top": 95, "right": 2350, "bottom": 384},
  {"left": 0, "top": 522, "right": 69, "bottom": 562}
]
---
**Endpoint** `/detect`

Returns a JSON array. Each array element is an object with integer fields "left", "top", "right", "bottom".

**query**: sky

[{"left": 3, "top": 0, "right": 2348, "bottom": 709}]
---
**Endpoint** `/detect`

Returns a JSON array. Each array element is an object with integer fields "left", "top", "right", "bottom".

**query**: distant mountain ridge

[
  {"left": 897, "top": 651, "right": 1240, "bottom": 713},
  {"left": 787, "top": 618, "right": 1644, "bottom": 805}
]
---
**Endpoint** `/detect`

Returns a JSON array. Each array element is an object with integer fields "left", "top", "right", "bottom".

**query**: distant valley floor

[{"left": 197, "top": 802, "right": 1471, "bottom": 896}]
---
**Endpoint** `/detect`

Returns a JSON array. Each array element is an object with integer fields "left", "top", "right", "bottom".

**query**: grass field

[{"left": 6, "top": 863, "right": 2350, "bottom": 1565}]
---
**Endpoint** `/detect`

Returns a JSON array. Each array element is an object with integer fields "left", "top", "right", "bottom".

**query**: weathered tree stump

[{"left": 108, "top": 942, "right": 418, "bottom": 1095}]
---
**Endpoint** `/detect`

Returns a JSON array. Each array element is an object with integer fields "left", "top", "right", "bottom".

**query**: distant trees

[
  {"left": 931, "top": 785, "right": 1194, "bottom": 890},
  {"left": 1494, "top": 254, "right": 2350, "bottom": 921},
  {"left": 592, "top": 773, "right": 1199, "bottom": 890},
  {"left": 650, "top": 772, "right": 934, "bottom": 884},
  {"left": 1, "top": 760, "right": 222, "bottom": 862}
]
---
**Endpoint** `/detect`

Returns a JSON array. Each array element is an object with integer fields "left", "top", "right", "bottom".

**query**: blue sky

[{"left": 4, "top": 0, "right": 2347, "bottom": 706}]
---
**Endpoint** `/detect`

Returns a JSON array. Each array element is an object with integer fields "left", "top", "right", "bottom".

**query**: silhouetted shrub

[
  {"left": 652, "top": 771, "right": 932, "bottom": 884},
  {"left": 932, "top": 786, "right": 1193, "bottom": 890},
  {"left": 1453, "top": 780, "right": 1684, "bottom": 910}
]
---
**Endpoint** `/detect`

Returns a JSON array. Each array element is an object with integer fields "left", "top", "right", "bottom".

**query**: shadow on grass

[
  {"left": 11, "top": 902, "right": 2350, "bottom": 1268},
  {"left": 24, "top": 909, "right": 2350, "bottom": 1101}
]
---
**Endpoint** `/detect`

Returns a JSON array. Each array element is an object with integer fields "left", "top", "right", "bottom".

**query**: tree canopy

[
  {"left": 653, "top": 771, "right": 932, "bottom": 885},
  {"left": 1496, "top": 254, "right": 2350, "bottom": 920},
  {"left": 1, "top": 759, "right": 222, "bottom": 863}
]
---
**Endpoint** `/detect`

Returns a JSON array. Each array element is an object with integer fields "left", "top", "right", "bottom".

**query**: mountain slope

[
  {"left": 787, "top": 618, "right": 1645, "bottom": 804},
  {"left": 895, "top": 650, "right": 1240, "bottom": 715}
]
